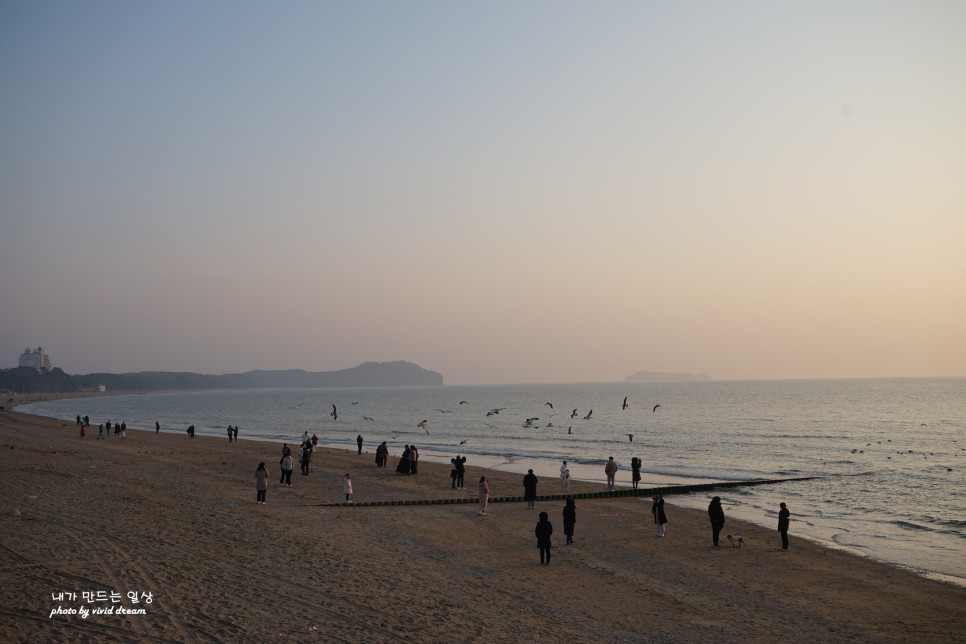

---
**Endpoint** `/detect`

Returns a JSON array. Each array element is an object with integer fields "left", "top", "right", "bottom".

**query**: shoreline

[{"left": 1, "top": 409, "right": 964, "bottom": 641}]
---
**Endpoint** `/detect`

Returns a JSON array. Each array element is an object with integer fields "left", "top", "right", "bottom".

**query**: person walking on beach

[
  {"left": 477, "top": 476, "right": 490, "bottom": 515},
  {"left": 97, "top": 424, "right": 104, "bottom": 440},
  {"left": 120, "top": 422, "right": 126, "bottom": 439},
  {"left": 280, "top": 453, "right": 294, "bottom": 487},
  {"left": 455, "top": 455, "right": 466, "bottom": 489},
  {"left": 357, "top": 434, "right": 363, "bottom": 455},
  {"left": 708, "top": 496, "right": 725, "bottom": 548},
  {"left": 343, "top": 473, "right": 354, "bottom": 503},
  {"left": 523, "top": 469, "right": 538, "bottom": 509},
  {"left": 652, "top": 494, "right": 667, "bottom": 537},
  {"left": 255, "top": 462, "right": 268, "bottom": 504},
  {"left": 605, "top": 457, "right": 618, "bottom": 492},
  {"left": 535, "top": 511, "right": 553, "bottom": 564},
  {"left": 778, "top": 502, "right": 791, "bottom": 551},
  {"left": 233, "top": 426, "right": 239, "bottom": 441},
  {"left": 563, "top": 498, "right": 576, "bottom": 545},
  {"left": 560, "top": 461, "right": 570, "bottom": 491},
  {"left": 631, "top": 457, "right": 641, "bottom": 489}
]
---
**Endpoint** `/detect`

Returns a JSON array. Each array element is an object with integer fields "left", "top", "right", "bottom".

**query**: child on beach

[
  {"left": 535, "top": 511, "right": 553, "bottom": 564},
  {"left": 478, "top": 476, "right": 489, "bottom": 515},
  {"left": 255, "top": 462, "right": 268, "bottom": 504},
  {"left": 343, "top": 473, "right": 353, "bottom": 503}
]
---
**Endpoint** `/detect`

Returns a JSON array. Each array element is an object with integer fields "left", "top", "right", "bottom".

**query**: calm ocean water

[{"left": 17, "top": 378, "right": 966, "bottom": 583}]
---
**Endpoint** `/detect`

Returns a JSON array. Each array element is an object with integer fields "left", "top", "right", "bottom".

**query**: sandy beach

[{"left": 1, "top": 410, "right": 963, "bottom": 643}]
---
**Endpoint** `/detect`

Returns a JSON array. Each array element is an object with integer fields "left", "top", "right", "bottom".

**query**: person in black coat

[
  {"left": 708, "top": 496, "right": 725, "bottom": 547},
  {"left": 562, "top": 498, "right": 576, "bottom": 545},
  {"left": 535, "top": 511, "right": 553, "bottom": 564},
  {"left": 523, "top": 469, "right": 538, "bottom": 509},
  {"left": 778, "top": 502, "right": 791, "bottom": 550},
  {"left": 652, "top": 494, "right": 668, "bottom": 537}
]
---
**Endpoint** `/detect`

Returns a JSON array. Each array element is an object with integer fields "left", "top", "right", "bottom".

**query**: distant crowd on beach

[{"left": 65, "top": 415, "right": 793, "bottom": 558}]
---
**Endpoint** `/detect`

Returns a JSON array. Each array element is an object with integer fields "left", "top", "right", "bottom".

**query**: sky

[{"left": 1, "top": 1, "right": 964, "bottom": 385}]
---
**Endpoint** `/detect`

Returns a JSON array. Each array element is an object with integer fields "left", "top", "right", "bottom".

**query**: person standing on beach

[
  {"left": 280, "top": 453, "right": 294, "bottom": 487},
  {"left": 300, "top": 443, "right": 312, "bottom": 475},
  {"left": 560, "top": 461, "right": 570, "bottom": 491},
  {"left": 778, "top": 502, "right": 791, "bottom": 550},
  {"left": 478, "top": 476, "right": 489, "bottom": 515},
  {"left": 155, "top": 421, "right": 160, "bottom": 433},
  {"left": 631, "top": 457, "right": 641, "bottom": 489},
  {"left": 311, "top": 434, "right": 318, "bottom": 447},
  {"left": 281, "top": 443, "right": 291, "bottom": 460},
  {"left": 652, "top": 495, "right": 667, "bottom": 537},
  {"left": 376, "top": 441, "right": 388, "bottom": 468},
  {"left": 106, "top": 421, "right": 112, "bottom": 437},
  {"left": 120, "top": 422, "right": 126, "bottom": 439},
  {"left": 410, "top": 445, "right": 419, "bottom": 475},
  {"left": 255, "top": 462, "right": 268, "bottom": 504},
  {"left": 708, "top": 496, "right": 725, "bottom": 547},
  {"left": 605, "top": 457, "right": 618, "bottom": 491},
  {"left": 450, "top": 458, "right": 458, "bottom": 487},
  {"left": 97, "top": 424, "right": 104, "bottom": 440},
  {"left": 357, "top": 434, "right": 363, "bottom": 455},
  {"left": 563, "top": 498, "right": 576, "bottom": 545},
  {"left": 523, "top": 469, "right": 538, "bottom": 509},
  {"left": 343, "top": 473, "right": 354, "bottom": 503},
  {"left": 455, "top": 455, "right": 466, "bottom": 489},
  {"left": 233, "top": 426, "right": 239, "bottom": 441},
  {"left": 535, "top": 511, "right": 553, "bottom": 564},
  {"left": 227, "top": 426, "right": 233, "bottom": 442},
  {"left": 79, "top": 423, "right": 86, "bottom": 439}
]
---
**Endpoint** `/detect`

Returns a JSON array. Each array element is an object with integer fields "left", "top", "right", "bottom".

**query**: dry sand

[{"left": 1, "top": 410, "right": 963, "bottom": 643}]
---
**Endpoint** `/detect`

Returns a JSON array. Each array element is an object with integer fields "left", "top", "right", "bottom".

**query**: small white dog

[{"left": 726, "top": 534, "right": 745, "bottom": 547}]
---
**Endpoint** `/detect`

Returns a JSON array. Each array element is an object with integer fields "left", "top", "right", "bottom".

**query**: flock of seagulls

[{"left": 284, "top": 395, "right": 664, "bottom": 447}]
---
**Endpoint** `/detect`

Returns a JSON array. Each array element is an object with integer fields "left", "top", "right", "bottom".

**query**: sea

[{"left": 16, "top": 378, "right": 966, "bottom": 585}]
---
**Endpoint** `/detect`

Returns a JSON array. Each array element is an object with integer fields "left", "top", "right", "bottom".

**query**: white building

[{"left": 18, "top": 347, "right": 52, "bottom": 372}]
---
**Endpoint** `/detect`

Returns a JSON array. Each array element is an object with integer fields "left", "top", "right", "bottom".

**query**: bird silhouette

[
  {"left": 331, "top": 405, "right": 338, "bottom": 420},
  {"left": 652, "top": 404, "right": 660, "bottom": 413},
  {"left": 622, "top": 397, "right": 628, "bottom": 410},
  {"left": 571, "top": 409, "right": 578, "bottom": 419},
  {"left": 417, "top": 420, "right": 428, "bottom": 429},
  {"left": 627, "top": 433, "right": 634, "bottom": 442},
  {"left": 459, "top": 401, "right": 469, "bottom": 405},
  {"left": 459, "top": 440, "right": 468, "bottom": 445},
  {"left": 583, "top": 410, "right": 593, "bottom": 420},
  {"left": 545, "top": 402, "right": 553, "bottom": 409},
  {"left": 362, "top": 416, "right": 374, "bottom": 421},
  {"left": 568, "top": 426, "right": 572, "bottom": 434},
  {"left": 288, "top": 402, "right": 303, "bottom": 413}
]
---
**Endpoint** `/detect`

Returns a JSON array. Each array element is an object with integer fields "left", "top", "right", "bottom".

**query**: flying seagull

[
  {"left": 545, "top": 402, "right": 553, "bottom": 409},
  {"left": 622, "top": 397, "right": 628, "bottom": 410},
  {"left": 331, "top": 405, "right": 338, "bottom": 420},
  {"left": 583, "top": 410, "right": 593, "bottom": 420},
  {"left": 627, "top": 433, "right": 634, "bottom": 442},
  {"left": 288, "top": 402, "right": 303, "bottom": 413},
  {"left": 459, "top": 440, "right": 468, "bottom": 445},
  {"left": 652, "top": 404, "right": 660, "bottom": 413},
  {"left": 362, "top": 416, "right": 374, "bottom": 421},
  {"left": 417, "top": 420, "right": 428, "bottom": 429},
  {"left": 459, "top": 400, "right": 469, "bottom": 405},
  {"left": 571, "top": 409, "right": 578, "bottom": 419}
]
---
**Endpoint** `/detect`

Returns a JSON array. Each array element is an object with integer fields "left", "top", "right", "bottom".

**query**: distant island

[
  {"left": 624, "top": 370, "right": 714, "bottom": 383},
  {"left": 0, "top": 361, "right": 443, "bottom": 393}
]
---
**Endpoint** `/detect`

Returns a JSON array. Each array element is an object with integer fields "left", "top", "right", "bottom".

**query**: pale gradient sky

[{"left": 2, "top": 1, "right": 964, "bottom": 385}]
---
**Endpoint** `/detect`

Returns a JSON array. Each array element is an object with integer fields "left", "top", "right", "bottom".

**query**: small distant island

[
  {"left": 0, "top": 361, "right": 443, "bottom": 393},
  {"left": 624, "top": 370, "right": 714, "bottom": 383}
]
